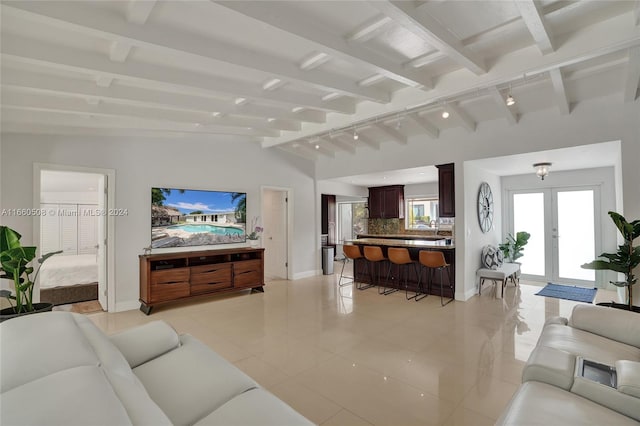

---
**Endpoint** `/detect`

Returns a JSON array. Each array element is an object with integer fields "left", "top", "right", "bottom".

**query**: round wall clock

[{"left": 478, "top": 182, "right": 494, "bottom": 233}]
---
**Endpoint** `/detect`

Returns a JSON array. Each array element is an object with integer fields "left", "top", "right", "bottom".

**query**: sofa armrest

[
  {"left": 616, "top": 360, "right": 640, "bottom": 399},
  {"left": 109, "top": 321, "right": 180, "bottom": 368},
  {"left": 569, "top": 305, "right": 640, "bottom": 348}
]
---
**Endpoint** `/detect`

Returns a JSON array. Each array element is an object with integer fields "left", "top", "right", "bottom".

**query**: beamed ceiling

[{"left": 1, "top": 1, "right": 639, "bottom": 161}]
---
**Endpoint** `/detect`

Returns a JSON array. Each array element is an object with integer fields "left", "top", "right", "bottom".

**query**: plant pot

[
  {"left": 595, "top": 302, "right": 640, "bottom": 313},
  {"left": 248, "top": 239, "right": 259, "bottom": 248},
  {"left": 0, "top": 302, "right": 54, "bottom": 323}
]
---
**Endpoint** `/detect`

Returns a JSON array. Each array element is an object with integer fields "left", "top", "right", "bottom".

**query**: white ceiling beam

[
  {"left": 373, "top": 123, "right": 407, "bottom": 145},
  {"left": 446, "top": 103, "right": 477, "bottom": 132},
  {"left": 277, "top": 145, "right": 317, "bottom": 161},
  {"left": 1, "top": 69, "right": 325, "bottom": 124},
  {"left": 126, "top": 0, "right": 157, "bottom": 25},
  {"left": 549, "top": 68, "right": 570, "bottom": 114},
  {"left": 1, "top": 108, "right": 269, "bottom": 137},
  {"left": 406, "top": 114, "right": 439, "bottom": 139},
  {"left": 634, "top": 0, "right": 640, "bottom": 26},
  {"left": 368, "top": 0, "right": 486, "bottom": 75},
  {"left": 354, "top": 133, "right": 380, "bottom": 150},
  {"left": 2, "top": 35, "right": 354, "bottom": 114},
  {"left": 0, "top": 90, "right": 292, "bottom": 135},
  {"left": 346, "top": 15, "right": 392, "bottom": 42},
  {"left": 515, "top": 0, "right": 555, "bottom": 54},
  {"left": 3, "top": 4, "right": 388, "bottom": 103},
  {"left": 95, "top": 75, "right": 113, "bottom": 88},
  {"left": 214, "top": 1, "right": 432, "bottom": 89},
  {"left": 623, "top": 47, "right": 640, "bottom": 102},
  {"left": 488, "top": 87, "right": 518, "bottom": 125},
  {"left": 109, "top": 41, "right": 132, "bottom": 63},
  {"left": 322, "top": 136, "right": 356, "bottom": 155}
]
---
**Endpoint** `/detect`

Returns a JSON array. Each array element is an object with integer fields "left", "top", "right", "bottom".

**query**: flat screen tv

[{"left": 151, "top": 187, "right": 246, "bottom": 248}]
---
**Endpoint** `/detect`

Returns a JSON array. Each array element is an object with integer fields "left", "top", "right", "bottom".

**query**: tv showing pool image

[{"left": 151, "top": 187, "right": 246, "bottom": 248}]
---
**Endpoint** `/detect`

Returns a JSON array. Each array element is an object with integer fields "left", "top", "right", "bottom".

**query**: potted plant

[
  {"left": 245, "top": 217, "right": 263, "bottom": 247},
  {"left": 499, "top": 231, "right": 531, "bottom": 263},
  {"left": 581, "top": 211, "right": 639, "bottom": 312},
  {"left": 0, "top": 226, "right": 61, "bottom": 321}
]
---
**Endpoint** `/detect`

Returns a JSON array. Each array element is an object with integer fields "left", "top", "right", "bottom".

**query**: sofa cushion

[
  {"left": 496, "top": 381, "right": 639, "bottom": 426},
  {"left": 110, "top": 320, "right": 181, "bottom": 368},
  {"left": 0, "top": 366, "right": 132, "bottom": 426},
  {"left": 537, "top": 323, "right": 640, "bottom": 366},
  {"left": 0, "top": 311, "right": 98, "bottom": 392},
  {"left": 569, "top": 304, "right": 640, "bottom": 348},
  {"left": 195, "top": 388, "right": 314, "bottom": 426},
  {"left": 133, "top": 334, "right": 258, "bottom": 426}
]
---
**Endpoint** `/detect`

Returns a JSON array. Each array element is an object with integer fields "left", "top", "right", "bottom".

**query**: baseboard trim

[
  {"left": 114, "top": 300, "right": 140, "bottom": 313},
  {"left": 292, "top": 270, "right": 321, "bottom": 280}
]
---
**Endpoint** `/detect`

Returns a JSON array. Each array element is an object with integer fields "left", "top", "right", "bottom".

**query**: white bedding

[{"left": 39, "top": 254, "right": 98, "bottom": 289}]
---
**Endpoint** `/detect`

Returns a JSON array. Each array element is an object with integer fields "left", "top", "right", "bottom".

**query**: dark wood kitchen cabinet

[
  {"left": 437, "top": 163, "right": 455, "bottom": 217},
  {"left": 368, "top": 185, "right": 405, "bottom": 219}
]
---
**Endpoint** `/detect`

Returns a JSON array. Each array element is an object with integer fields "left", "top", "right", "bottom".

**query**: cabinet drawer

[
  {"left": 150, "top": 268, "right": 190, "bottom": 303},
  {"left": 234, "top": 260, "right": 262, "bottom": 288},
  {"left": 190, "top": 264, "right": 232, "bottom": 295}
]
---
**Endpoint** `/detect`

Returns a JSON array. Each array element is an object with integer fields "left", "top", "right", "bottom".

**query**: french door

[{"left": 508, "top": 186, "right": 601, "bottom": 287}]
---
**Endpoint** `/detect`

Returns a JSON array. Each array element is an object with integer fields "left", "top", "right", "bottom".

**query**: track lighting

[
  {"left": 442, "top": 110, "right": 449, "bottom": 119},
  {"left": 353, "top": 128, "right": 359, "bottom": 140},
  {"left": 506, "top": 83, "right": 515, "bottom": 106}
]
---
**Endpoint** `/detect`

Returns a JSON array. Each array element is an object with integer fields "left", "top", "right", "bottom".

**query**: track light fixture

[
  {"left": 442, "top": 110, "right": 450, "bottom": 119},
  {"left": 506, "top": 84, "right": 515, "bottom": 106},
  {"left": 533, "top": 162, "right": 552, "bottom": 180},
  {"left": 353, "top": 127, "right": 359, "bottom": 140}
]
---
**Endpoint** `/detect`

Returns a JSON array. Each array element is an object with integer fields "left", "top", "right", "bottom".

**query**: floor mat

[{"left": 535, "top": 283, "right": 597, "bottom": 303}]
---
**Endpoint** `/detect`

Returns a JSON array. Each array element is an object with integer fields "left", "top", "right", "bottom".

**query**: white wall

[
  {"left": 462, "top": 163, "right": 502, "bottom": 299},
  {"left": 1, "top": 134, "right": 316, "bottom": 310},
  {"left": 316, "top": 95, "right": 640, "bottom": 301}
]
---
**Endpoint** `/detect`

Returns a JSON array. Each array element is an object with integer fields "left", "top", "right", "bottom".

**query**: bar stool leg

[
  {"left": 414, "top": 265, "right": 428, "bottom": 301},
  {"left": 440, "top": 266, "right": 454, "bottom": 306},
  {"left": 379, "top": 261, "right": 397, "bottom": 295},
  {"left": 357, "top": 259, "right": 375, "bottom": 290},
  {"left": 338, "top": 257, "right": 351, "bottom": 287}
]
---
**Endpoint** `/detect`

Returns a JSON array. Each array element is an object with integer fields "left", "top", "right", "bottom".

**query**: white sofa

[
  {"left": 497, "top": 304, "right": 640, "bottom": 425},
  {"left": 0, "top": 312, "right": 313, "bottom": 426}
]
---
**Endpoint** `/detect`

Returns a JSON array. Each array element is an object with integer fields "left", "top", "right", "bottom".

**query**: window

[
  {"left": 337, "top": 202, "right": 367, "bottom": 242},
  {"left": 405, "top": 197, "right": 439, "bottom": 229}
]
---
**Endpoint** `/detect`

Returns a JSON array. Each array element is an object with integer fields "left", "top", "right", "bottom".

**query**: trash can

[{"left": 322, "top": 246, "right": 334, "bottom": 275}]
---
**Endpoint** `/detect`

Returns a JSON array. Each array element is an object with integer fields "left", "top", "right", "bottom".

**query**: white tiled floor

[{"left": 88, "top": 268, "right": 616, "bottom": 426}]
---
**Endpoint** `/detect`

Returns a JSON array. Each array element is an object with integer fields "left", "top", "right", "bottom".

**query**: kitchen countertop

[
  {"left": 348, "top": 237, "right": 455, "bottom": 249},
  {"left": 356, "top": 233, "right": 446, "bottom": 240}
]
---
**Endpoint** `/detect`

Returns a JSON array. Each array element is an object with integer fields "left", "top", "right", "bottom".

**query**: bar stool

[
  {"left": 338, "top": 245, "right": 362, "bottom": 287},
  {"left": 386, "top": 247, "right": 420, "bottom": 300},
  {"left": 418, "top": 251, "right": 454, "bottom": 306},
  {"left": 363, "top": 246, "right": 388, "bottom": 292}
]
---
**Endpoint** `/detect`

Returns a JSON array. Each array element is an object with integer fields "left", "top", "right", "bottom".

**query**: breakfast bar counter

[{"left": 346, "top": 238, "right": 455, "bottom": 298}]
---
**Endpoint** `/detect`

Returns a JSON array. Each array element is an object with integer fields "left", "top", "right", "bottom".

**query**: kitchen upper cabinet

[
  {"left": 368, "top": 185, "right": 404, "bottom": 219},
  {"left": 437, "top": 163, "right": 455, "bottom": 217}
]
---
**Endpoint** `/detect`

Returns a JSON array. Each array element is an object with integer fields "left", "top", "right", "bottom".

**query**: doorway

[
  {"left": 34, "top": 164, "right": 115, "bottom": 311},
  {"left": 508, "top": 185, "right": 601, "bottom": 287},
  {"left": 262, "top": 187, "right": 291, "bottom": 280}
]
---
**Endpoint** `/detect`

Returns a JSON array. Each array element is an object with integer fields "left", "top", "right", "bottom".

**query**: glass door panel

[
  {"left": 513, "top": 192, "right": 546, "bottom": 276},
  {"left": 554, "top": 189, "right": 596, "bottom": 283}
]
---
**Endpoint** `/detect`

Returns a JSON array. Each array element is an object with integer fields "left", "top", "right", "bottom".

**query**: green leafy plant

[
  {"left": 0, "top": 226, "right": 61, "bottom": 314},
  {"left": 499, "top": 231, "right": 531, "bottom": 263},
  {"left": 581, "top": 211, "right": 640, "bottom": 310}
]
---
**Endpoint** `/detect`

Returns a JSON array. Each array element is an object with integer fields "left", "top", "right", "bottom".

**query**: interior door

[
  {"left": 263, "top": 189, "right": 288, "bottom": 280},
  {"left": 97, "top": 175, "right": 107, "bottom": 310}
]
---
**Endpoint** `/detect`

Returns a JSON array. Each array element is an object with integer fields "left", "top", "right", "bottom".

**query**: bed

[{"left": 39, "top": 254, "right": 99, "bottom": 305}]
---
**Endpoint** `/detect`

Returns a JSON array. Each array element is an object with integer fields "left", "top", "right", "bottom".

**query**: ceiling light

[
  {"left": 299, "top": 52, "right": 330, "bottom": 71},
  {"left": 315, "top": 144, "right": 320, "bottom": 150},
  {"left": 267, "top": 117, "right": 276, "bottom": 122},
  {"left": 211, "top": 112, "right": 221, "bottom": 117},
  {"left": 506, "top": 94, "right": 515, "bottom": 106},
  {"left": 533, "top": 162, "right": 552, "bottom": 180},
  {"left": 291, "top": 106, "right": 304, "bottom": 113},
  {"left": 234, "top": 97, "right": 247, "bottom": 105},
  {"left": 194, "top": 123, "right": 201, "bottom": 127},
  {"left": 442, "top": 110, "right": 450, "bottom": 119},
  {"left": 353, "top": 128, "right": 359, "bottom": 140},
  {"left": 322, "top": 92, "right": 341, "bottom": 101}
]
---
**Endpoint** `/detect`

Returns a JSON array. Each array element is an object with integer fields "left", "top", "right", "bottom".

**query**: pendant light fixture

[{"left": 533, "top": 162, "right": 552, "bottom": 180}]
